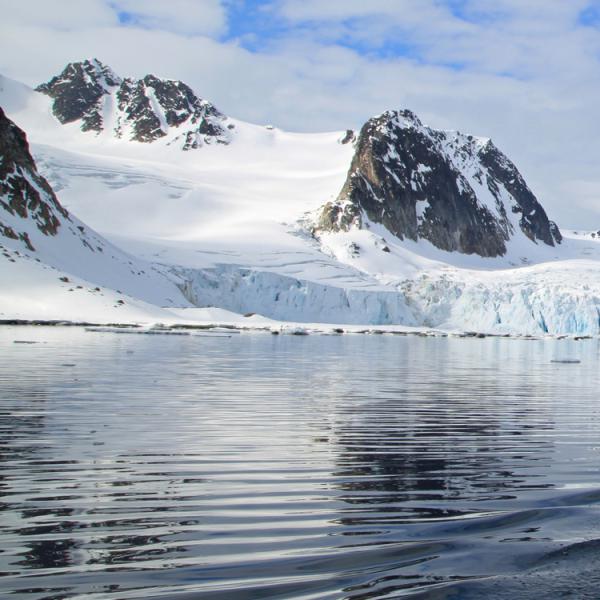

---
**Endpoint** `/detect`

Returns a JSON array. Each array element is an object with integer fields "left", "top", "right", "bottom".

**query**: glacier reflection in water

[{"left": 1, "top": 328, "right": 600, "bottom": 599}]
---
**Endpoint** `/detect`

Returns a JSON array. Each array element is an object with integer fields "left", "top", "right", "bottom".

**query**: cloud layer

[{"left": 1, "top": 0, "right": 600, "bottom": 227}]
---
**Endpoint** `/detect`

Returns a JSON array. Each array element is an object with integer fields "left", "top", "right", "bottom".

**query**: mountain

[
  {"left": 314, "top": 109, "right": 562, "bottom": 258},
  {"left": 36, "top": 59, "right": 232, "bottom": 149},
  {"left": 0, "top": 105, "right": 190, "bottom": 321},
  {"left": 4, "top": 62, "right": 600, "bottom": 334}
]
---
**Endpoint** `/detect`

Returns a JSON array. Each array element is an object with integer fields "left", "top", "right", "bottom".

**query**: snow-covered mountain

[
  {"left": 36, "top": 59, "right": 232, "bottom": 149},
  {"left": 0, "top": 104, "right": 190, "bottom": 322},
  {"left": 2, "top": 59, "right": 600, "bottom": 335},
  {"left": 314, "top": 109, "right": 561, "bottom": 257}
]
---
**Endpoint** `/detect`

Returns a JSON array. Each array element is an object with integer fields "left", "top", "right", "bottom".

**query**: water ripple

[{"left": 1, "top": 328, "right": 600, "bottom": 598}]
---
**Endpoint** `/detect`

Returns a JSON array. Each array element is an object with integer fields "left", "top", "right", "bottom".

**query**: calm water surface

[{"left": 1, "top": 327, "right": 600, "bottom": 599}]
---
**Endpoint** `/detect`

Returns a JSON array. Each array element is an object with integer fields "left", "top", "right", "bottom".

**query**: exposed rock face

[
  {"left": 340, "top": 129, "right": 356, "bottom": 145},
  {"left": 36, "top": 59, "right": 121, "bottom": 132},
  {"left": 0, "top": 107, "right": 69, "bottom": 250},
  {"left": 37, "top": 59, "right": 231, "bottom": 148},
  {"left": 316, "top": 110, "right": 561, "bottom": 257}
]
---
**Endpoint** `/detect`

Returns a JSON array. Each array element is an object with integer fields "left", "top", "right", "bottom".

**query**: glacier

[{"left": 171, "top": 261, "right": 600, "bottom": 336}]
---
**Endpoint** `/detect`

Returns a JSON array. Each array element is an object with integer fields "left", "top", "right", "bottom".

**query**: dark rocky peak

[
  {"left": 316, "top": 109, "right": 561, "bottom": 258},
  {"left": 0, "top": 107, "right": 69, "bottom": 250},
  {"left": 36, "top": 59, "right": 121, "bottom": 132},
  {"left": 37, "top": 60, "right": 231, "bottom": 148},
  {"left": 383, "top": 109, "right": 423, "bottom": 129},
  {"left": 142, "top": 75, "right": 223, "bottom": 125},
  {"left": 115, "top": 73, "right": 228, "bottom": 146}
]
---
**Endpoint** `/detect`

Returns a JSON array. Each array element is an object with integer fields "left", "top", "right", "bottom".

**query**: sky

[{"left": 2, "top": 0, "right": 600, "bottom": 228}]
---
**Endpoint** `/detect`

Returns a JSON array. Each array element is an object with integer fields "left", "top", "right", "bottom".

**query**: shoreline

[{"left": 0, "top": 318, "right": 595, "bottom": 341}]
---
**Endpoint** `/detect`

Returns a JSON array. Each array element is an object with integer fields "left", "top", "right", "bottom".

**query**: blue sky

[
  {"left": 222, "top": 0, "right": 283, "bottom": 50},
  {"left": 579, "top": 3, "right": 600, "bottom": 26},
  {"left": 107, "top": 1, "right": 600, "bottom": 76},
  {"left": 220, "top": 1, "right": 462, "bottom": 58},
  {"left": 217, "top": 1, "right": 600, "bottom": 71},
  {"left": 222, "top": 5, "right": 434, "bottom": 65}
]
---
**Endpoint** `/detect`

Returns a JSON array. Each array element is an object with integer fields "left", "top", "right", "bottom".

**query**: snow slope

[
  {"left": 0, "top": 96, "right": 189, "bottom": 316},
  {"left": 2, "top": 66, "right": 600, "bottom": 335},
  {"left": 0, "top": 245, "right": 184, "bottom": 324}
]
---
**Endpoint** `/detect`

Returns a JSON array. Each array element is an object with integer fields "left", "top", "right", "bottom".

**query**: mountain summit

[
  {"left": 315, "top": 109, "right": 561, "bottom": 257},
  {"left": 36, "top": 59, "right": 232, "bottom": 149}
]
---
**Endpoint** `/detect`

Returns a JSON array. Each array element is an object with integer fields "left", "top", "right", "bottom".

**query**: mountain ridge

[
  {"left": 3, "top": 61, "right": 600, "bottom": 334},
  {"left": 36, "top": 58, "right": 232, "bottom": 149}
]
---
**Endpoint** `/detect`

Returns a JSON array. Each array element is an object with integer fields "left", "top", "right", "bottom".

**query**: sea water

[{"left": 1, "top": 327, "right": 600, "bottom": 599}]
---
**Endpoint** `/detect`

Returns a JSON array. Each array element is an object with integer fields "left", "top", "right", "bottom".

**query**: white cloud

[
  {"left": 272, "top": 0, "right": 597, "bottom": 79},
  {"left": 275, "top": 0, "right": 452, "bottom": 23},
  {"left": 111, "top": 0, "right": 226, "bottom": 36},
  {"left": 0, "top": 0, "right": 117, "bottom": 29}
]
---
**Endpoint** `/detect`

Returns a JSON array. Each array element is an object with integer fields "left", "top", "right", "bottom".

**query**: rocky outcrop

[
  {"left": 0, "top": 107, "right": 69, "bottom": 250},
  {"left": 37, "top": 59, "right": 232, "bottom": 148},
  {"left": 36, "top": 59, "right": 121, "bottom": 132},
  {"left": 114, "top": 74, "right": 228, "bottom": 147},
  {"left": 316, "top": 110, "right": 561, "bottom": 257}
]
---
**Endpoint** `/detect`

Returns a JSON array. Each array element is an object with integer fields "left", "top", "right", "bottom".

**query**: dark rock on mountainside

[
  {"left": 316, "top": 109, "right": 561, "bottom": 257},
  {"left": 340, "top": 129, "right": 356, "bottom": 144},
  {"left": 0, "top": 107, "right": 69, "bottom": 250},
  {"left": 478, "top": 141, "right": 562, "bottom": 247},
  {"left": 36, "top": 59, "right": 121, "bottom": 132},
  {"left": 115, "top": 74, "right": 227, "bottom": 146},
  {"left": 36, "top": 59, "right": 231, "bottom": 148}
]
